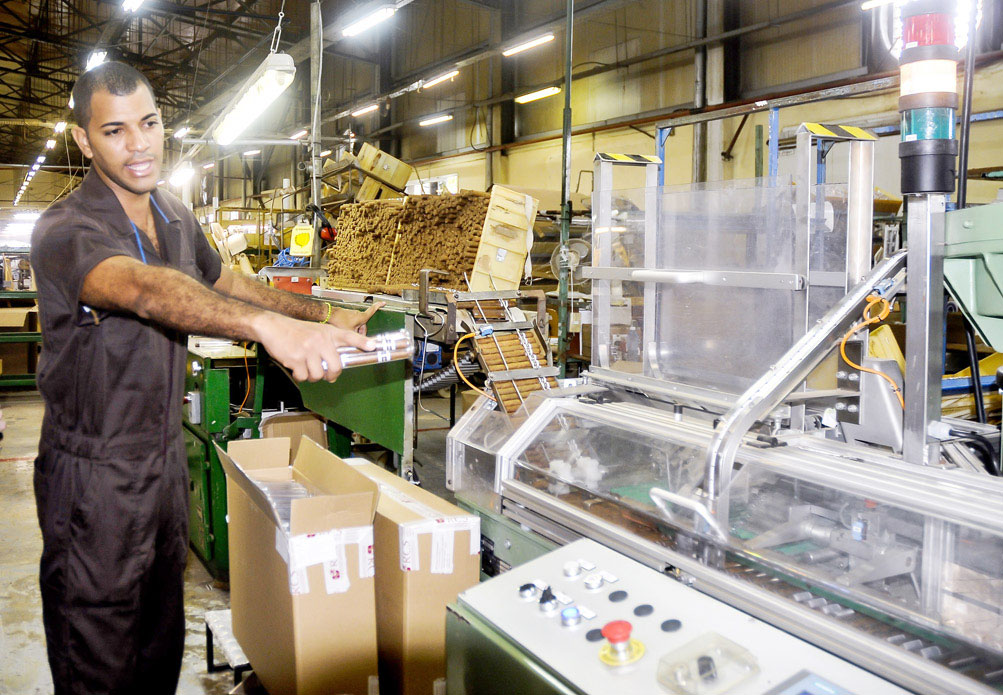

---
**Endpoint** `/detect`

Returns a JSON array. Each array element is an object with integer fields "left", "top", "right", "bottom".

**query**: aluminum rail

[{"left": 703, "top": 249, "right": 908, "bottom": 513}]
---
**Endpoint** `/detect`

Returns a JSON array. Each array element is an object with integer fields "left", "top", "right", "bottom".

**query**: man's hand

[
  {"left": 254, "top": 313, "right": 375, "bottom": 383},
  {"left": 334, "top": 301, "right": 386, "bottom": 335}
]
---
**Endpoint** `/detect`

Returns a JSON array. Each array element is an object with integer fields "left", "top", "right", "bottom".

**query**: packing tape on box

[
  {"left": 274, "top": 525, "right": 375, "bottom": 595},
  {"left": 375, "top": 483, "right": 480, "bottom": 574}
]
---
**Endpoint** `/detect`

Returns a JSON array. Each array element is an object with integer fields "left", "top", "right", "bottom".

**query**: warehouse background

[{"left": 1, "top": 0, "right": 1002, "bottom": 228}]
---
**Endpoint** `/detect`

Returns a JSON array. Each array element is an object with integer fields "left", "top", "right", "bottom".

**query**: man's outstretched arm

[
  {"left": 213, "top": 266, "right": 383, "bottom": 333},
  {"left": 80, "top": 256, "right": 373, "bottom": 382}
]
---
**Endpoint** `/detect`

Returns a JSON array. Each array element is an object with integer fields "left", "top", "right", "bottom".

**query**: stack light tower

[{"left": 898, "top": 0, "right": 960, "bottom": 194}]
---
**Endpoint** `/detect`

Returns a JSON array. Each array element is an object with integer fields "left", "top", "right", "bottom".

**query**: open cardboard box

[
  {"left": 217, "top": 437, "right": 380, "bottom": 695},
  {"left": 345, "top": 458, "right": 480, "bottom": 695}
]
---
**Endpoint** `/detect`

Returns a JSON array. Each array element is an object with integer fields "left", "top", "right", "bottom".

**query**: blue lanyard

[
  {"left": 129, "top": 220, "right": 148, "bottom": 265},
  {"left": 129, "top": 195, "right": 170, "bottom": 265}
]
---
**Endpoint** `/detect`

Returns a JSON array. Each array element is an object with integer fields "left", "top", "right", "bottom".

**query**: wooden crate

[
  {"left": 355, "top": 143, "right": 412, "bottom": 201},
  {"left": 469, "top": 186, "right": 539, "bottom": 291}
]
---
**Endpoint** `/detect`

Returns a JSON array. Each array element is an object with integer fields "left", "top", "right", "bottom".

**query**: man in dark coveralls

[{"left": 30, "top": 62, "right": 381, "bottom": 694}]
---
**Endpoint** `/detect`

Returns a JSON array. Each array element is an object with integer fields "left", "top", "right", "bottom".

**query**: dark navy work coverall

[{"left": 30, "top": 171, "right": 221, "bottom": 694}]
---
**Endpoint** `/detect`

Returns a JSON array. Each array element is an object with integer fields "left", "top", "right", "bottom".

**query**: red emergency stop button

[
  {"left": 598, "top": 620, "right": 644, "bottom": 666},
  {"left": 601, "top": 620, "right": 632, "bottom": 644}
]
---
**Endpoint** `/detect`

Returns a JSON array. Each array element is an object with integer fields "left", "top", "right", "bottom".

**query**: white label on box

[
  {"left": 430, "top": 527, "right": 455, "bottom": 574},
  {"left": 433, "top": 678, "right": 446, "bottom": 695},
  {"left": 398, "top": 516, "right": 480, "bottom": 573},
  {"left": 495, "top": 247, "right": 508, "bottom": 262},
  {"left": 368, "top": 675, "right": 380, "bottom": 695}
]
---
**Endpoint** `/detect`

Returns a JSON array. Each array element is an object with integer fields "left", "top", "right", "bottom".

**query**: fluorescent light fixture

[
  {"left": 157, "top": 180, "right": 165, "bottom": 185},
  {"left": 86, "top": 50, "right": 107, "bottom": 72},
  {"left": 31, "top": 164, "right": 40, "bottom": 171},
  {"left": 13, "top": 212, "right": 40, "bottom": 221},
  {"left": 419, "top": 114, "right": 453, "bottom": 127},
  {"left": 352, "top": 103, "right": 379, "bottom": 117},
  {"left": 211, "top": 52, "right": 296, "bottom": 146},
  {"left": 319, "top": 149, "right": 332, "bottom": 157},
  {"left": 54, "top": 121, "right": 67, "bottom": 133},
  {"left": 514, "top": 86, "right": 561, "bottom": 104},
  {"left": 202, "top": 162, "right": 215, "bottom": 170},
  {"left": 169, "top": 161, "right": 195, "bottom": 187},
  {"left": 45, "top": 139, "right": 56, "bottom": 149},
  {"left": 502, "top": 33, "right": 555, "bottom": 57},
  {"left": 36, "top": 155, "right": 46, "bottom": 164},
  {"left": 342, "top": 6, "right": 396, "bottom": 37},
  {"left": 68, "top": 95, "right": 74, "bottom": 109},
  {"left": 289, "top": 129, "right": 308, "bottom": 140},
  {"left": 122, "top": 0, "right": 146, "bottom": 11},
  {"left": 423, "top": 70, "right": 459, "bottom": 88},
  {"left": 174, "top": 125, "right": 190, "bottom": 140},
  {"left": 243, "top": 149, "right": 261, "bottom": 156},
  {"left": 860, "top": 0, "right": 893, "bottom": 9}
]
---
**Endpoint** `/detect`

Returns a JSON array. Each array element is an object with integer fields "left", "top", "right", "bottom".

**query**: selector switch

[
  {"left": 563, "top": 560, "right": 582, "bottom": 578},
  {"left": 519, "top": 583, "right": 538, "bottom": 600},
  {"left": 539, "top": 586, "right": 558, "bottom": 613},
  {"left": 583, "top": 573, "right": 604, "bottom": 591}
]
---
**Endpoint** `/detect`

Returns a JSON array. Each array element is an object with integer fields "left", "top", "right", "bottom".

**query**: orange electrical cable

[
  {"left": 238, "top": 342, "right": 253, "bottom": 415},
  {"left": 838, "top": 294, "right": 905, "bottom": 410},
  {"left": 454, "top": 332, "right": 495, "bottom": 401}
]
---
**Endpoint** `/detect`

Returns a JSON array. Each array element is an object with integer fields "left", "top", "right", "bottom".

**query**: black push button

[
  {"left": 633, "top": 604, "right": 654, "bottom": 617},
  {"left": 608, "top": 590, "right": 628, "bottom": 602},
  {"left": 661, "top": 619, "right": 682, "bottom": 632},
  {"left": 586, "top": 628, "right": 604, "bottom": 642}
]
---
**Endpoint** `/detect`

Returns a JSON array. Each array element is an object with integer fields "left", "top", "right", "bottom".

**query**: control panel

[{"left": 457, "top": 539, "right": 910, "bottom": 695}]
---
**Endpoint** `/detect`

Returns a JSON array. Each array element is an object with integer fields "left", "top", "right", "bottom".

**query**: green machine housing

[{"left": 182, "top": 340, "right": 264, "bottom": 580}]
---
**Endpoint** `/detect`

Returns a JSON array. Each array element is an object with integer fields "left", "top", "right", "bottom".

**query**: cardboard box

[
  {"left": 345, "top": 458, "right": 480, "bottom": 695},
  {"left": 217, "top": 437, "right": 380, "bottom": 695},
  {"left": 259, "top": 412, "right": 327, "bottom": 461}
]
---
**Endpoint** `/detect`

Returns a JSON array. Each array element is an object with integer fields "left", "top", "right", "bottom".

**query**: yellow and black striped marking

[
  {"left": 595, "top": 153, "right": 663, "bottom": 164},
  {"left": 800, "top": 123, "right": 877, "bottom": 141}
]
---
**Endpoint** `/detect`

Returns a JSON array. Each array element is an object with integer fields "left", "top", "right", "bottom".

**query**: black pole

[
  {"left": 965, "top": 321, "right": 986, "bottom": 424},
  {"left": 956, "top": 1, "right": 977, "bottom": 208}
]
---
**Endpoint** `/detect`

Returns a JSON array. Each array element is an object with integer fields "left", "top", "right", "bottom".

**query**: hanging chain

[{"left": 269, "top": 0, "right": 287, "bottom": 53}]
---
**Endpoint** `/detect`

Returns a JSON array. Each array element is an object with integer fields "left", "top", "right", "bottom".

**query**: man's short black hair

[{"left": 72, "top": 61, "right": 156, "bottom": 129}]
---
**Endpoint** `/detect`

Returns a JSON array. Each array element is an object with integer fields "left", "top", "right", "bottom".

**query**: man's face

[{"left": 71, "top": 86, "right": 163, "bottom": 197}]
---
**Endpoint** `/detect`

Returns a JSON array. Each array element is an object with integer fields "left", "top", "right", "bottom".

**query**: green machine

[
  {"left": 944, "top": 199, "right": 1003, "bottom": 351},
  {"left": 183, "top": 338, "right": 264, "bottom": 580}
]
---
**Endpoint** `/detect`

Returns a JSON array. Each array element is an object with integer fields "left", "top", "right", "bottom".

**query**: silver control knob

[
  {"left": 584, "top": 573, "right": 604, "bottom": 591},
  {"left": 518, "top": 583, "right": 538, "bottom": 599},
  {"left": 563, "top": 560, "right": 582, "bottom": 578}
]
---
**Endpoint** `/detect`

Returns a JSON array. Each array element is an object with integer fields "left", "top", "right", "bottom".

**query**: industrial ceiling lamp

[
  {"left": 423, "top": 70, "right": 459, "bottom": 88},
  {"left": 209, "top": 4, "right": 296, "bottom": 147},
  {"left": 515, "top": 86, "right": 561, "bottom": 104},
  {"left": 211, "top": 52, "right": 296, "bottom": 146},
  {"left": 898, "top": 0, "right": 959, "bottom": 194},
  {"left": 341, "top": 4, "right": 396, "bottom": 37},
  {"left": 122, "top": 0, "right": 146, "bottom": 11},
  {"left": 85, "top": 50, "right": 107, "bottom": 72},
  {"left": 351, "top": 103, "right": 379, "bottom": 117},
  {"left": 169, "top": 160, "right": 195, "bottom": 187},
  {"left": 418, "top": 114, "right": 452, "bottom": 126},
  {"left": 503, "top": 33, "right": 555, "bottom": 57}
]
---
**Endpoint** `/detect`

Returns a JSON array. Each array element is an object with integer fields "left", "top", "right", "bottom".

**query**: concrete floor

[{"left": 0, "top": 390, "right": 454, "bottom": 695}]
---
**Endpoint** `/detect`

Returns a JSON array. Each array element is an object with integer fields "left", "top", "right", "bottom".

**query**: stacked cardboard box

[
  {"left": 218, "top": 438, "right": 380, "bottom": 695},
  {"left": 346, "top": 459, "right": 480, "bottom": 695}
]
